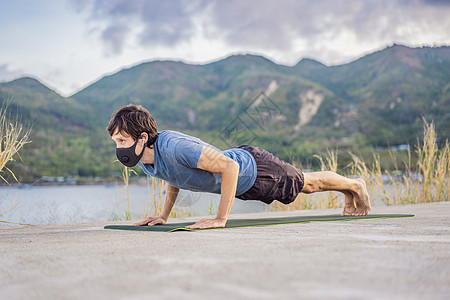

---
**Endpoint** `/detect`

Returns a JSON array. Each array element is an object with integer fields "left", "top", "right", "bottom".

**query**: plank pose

[{"left": 108, "top": 105, "right": 371, "bottom": 229}]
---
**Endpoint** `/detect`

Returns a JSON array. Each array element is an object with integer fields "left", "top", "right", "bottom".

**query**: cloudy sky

[{"left": 1, "top": 0, "right": 449, "bottom": 96}]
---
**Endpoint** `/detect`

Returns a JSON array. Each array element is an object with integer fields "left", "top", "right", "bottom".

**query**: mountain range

[{"left": 1, "top": 44, "right": 449, "bottom": 182}]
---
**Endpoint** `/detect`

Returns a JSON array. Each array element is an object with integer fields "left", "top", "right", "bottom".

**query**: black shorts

[{"left": 235, "top": 145, "right": 304, "bottom": 205}]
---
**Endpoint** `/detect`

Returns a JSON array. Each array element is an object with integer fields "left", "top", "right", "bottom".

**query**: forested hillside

[{"left": 1, "top": 45, "right": 449, "bottom": 183}]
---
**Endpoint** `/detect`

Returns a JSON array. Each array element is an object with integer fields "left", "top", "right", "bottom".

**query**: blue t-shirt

[{"left": 137, "top": 130, "right": 257, "bottom": 196}]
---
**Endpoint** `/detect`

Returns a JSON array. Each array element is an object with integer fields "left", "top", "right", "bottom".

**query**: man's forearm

[
  {"left": 159, "top": 183, "right": 179, "bottom": 221},
  {"left": 216, "top": 162, "right": 239, "bottom": 221}
]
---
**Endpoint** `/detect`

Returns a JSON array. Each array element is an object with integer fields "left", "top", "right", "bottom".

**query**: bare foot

[
  {"left": 341, "top": 190, "right": 357, "bottom": 216},
  {"left": 353, "top": 178, "right": 371, "bottom": 216}
]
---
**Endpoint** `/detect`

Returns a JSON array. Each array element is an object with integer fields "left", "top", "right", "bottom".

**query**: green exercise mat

[{"left": 104, "top": 213, "right": 414, "bottom": 232}]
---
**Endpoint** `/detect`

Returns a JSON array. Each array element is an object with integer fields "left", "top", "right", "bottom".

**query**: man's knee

[{"left": 302, "top": 172, "right": 323, "bottom": 194}]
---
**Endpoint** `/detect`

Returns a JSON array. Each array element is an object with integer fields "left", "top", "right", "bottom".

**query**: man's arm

[
  {"left": 185, "top": 146, "right": 240, "bottom": 229},
  {"left": 159, "top": 183, "right": 179, "bottom": 221},
  {"left": 133, "top": 183, "right": 179, "bottom": 226}
]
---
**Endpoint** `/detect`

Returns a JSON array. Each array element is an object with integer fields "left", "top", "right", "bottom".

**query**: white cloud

[
  {"left": 0, "top": 64, "right": 23, "bottom": 82},
  {"left": 70, "top": 0, "right": 450, "bottom": 65},
  {"left": 1, "top": 0, "right": 448, "bottom": 95}
]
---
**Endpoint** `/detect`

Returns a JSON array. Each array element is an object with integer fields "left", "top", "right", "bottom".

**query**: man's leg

[{"left": 301, "top": 171, "right": 371, "bottom": 216}]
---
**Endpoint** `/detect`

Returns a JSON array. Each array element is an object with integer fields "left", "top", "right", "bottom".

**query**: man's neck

[{"left": 140, "top": 147, "right": 155, "bottom": 164}]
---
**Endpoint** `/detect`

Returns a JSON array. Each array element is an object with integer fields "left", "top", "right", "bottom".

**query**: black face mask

[{"left": 116, "top": 138, "right": 147, "bottom": 167}]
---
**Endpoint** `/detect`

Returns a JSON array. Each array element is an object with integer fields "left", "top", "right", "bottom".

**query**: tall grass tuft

[
  {"left": 271, "top": 120, "right": 448, "bottom": 212},
  {"left": 145, "top": 176, "right": 165, "bottom": 217},
  {"left": 270, "top": 149, "right": 343, "bottom": 212},
  {"left": 347, "top": 152, "right": 385, "bottom": 205},
  {"left": 314, "top": 149, "right": 341, "bottom": 208},
  {"left": 416, "top": 120, "right": 449, "bottom": 203},
  {"left": 121, "top": 166, "right": 137, "bottom": 220},
  {"left": 144, "top": 177, "right": 193, "bottom": 219},
  {"left": 0, "top": 105, "right": 31, "bottom": 183},
  {"left": 115, "top": 171, "right": 193, "bottom": 221},
  {"left": 0, "top": 104, "right": 31, "bottom": 226},
  {"left": 348, "top": 120, "right": 449, "bottom": 205}
]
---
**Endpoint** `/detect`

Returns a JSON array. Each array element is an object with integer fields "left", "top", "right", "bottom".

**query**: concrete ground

[{"left": 1, "top": 202, "right": 449, "bottom": 300}]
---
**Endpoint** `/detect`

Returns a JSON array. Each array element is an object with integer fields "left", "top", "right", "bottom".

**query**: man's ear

[{"left": 140, "top": 132, "right": 149, "bottom": 143}]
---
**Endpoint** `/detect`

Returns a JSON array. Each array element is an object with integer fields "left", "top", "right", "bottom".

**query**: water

[
  {"left": 0, "top": 181, "right": 402, "bottom": 226},
  {"left": 0, "top": 185, "right": 266, "bottom": 225}
]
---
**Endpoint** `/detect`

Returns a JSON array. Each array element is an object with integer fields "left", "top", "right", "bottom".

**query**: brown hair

[{"left": 107, "top": 104, "right": 158, "bottom": 148}]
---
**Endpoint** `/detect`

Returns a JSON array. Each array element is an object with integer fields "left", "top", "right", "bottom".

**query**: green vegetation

[{"left": 0, "top": 45, "right": 449, "bottom": 184}]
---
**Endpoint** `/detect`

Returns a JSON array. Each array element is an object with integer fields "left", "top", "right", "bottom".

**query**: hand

[
  {"left": 133, "top": 216, "right": 166, "bottom": 226},
  {"left": 185, "top": 218, "right": 227, "bottom": 230}
]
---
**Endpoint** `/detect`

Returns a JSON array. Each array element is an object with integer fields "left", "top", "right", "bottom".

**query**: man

[{"left": 108, "top": 104, "right": 370, "bottom": 229}]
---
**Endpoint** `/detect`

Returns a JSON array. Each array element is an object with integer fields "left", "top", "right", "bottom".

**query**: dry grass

[
  {"left": 120, "top": 166, "right": 137, "bottom": 220},
  {"left": 144, "top": 177, "right": 193, "bottom": 219},
  {"left": 416, "top": 121, "right": 449, "bottom": 203},
  {"left": 348, "top": 120, "right": 448, "bottom": 205},
  {"left": 314, "top": 149, "right": 341, "bottom": 209},
  {"left": 144, "top": 175, "right": 165, "bottom": 217},
  {"left": 271, "top": 120, "right": 448, "bottom": 212},
  {"left": 0, "top": 104, "right": 31, "bottom": 226},
  {"left": 270, "top": 149, "right": 344, "bottom": 212},
  {"left": 115, "top": 170, "right": 192, "bottom": 221},
  {"left": 347, "top": 152, "right": 386, "bottom": 205},
  {"left": 0, "top": 105, "right": 31, "bottom": 183}
]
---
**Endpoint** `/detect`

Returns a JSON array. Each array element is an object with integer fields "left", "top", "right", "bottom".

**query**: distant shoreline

[{"left": 0, "top": 181, "right": 148, "bottom": 188}]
